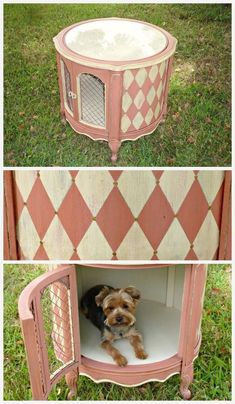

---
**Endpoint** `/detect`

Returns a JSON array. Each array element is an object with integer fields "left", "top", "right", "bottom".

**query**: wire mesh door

[
  {"left": 18, "top": 265, "right": 80, "bottom": 400},
  {"left": 79, "top": 73, "right": 106, "bottom": 127}
]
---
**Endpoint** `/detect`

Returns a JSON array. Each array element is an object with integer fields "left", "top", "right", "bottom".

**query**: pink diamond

[
  {"left": 138, "top": 186, "right": 174, "bottom": 249},
  {"left": 211, "top": 183, "right": 224, "bottom": 228},
  {"left": 58, "top": 183, "right": 93, "bottom": 248},
  {"left": 177, "top": 180, "right": 209, "bottom": 243},
  {"left": 27, "top": 177, "right": 55, "bottom": 240},
  {"left": 96, "top": 187, "right": 134, "bottom": 251}
]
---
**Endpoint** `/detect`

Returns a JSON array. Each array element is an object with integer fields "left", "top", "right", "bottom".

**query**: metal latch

[{"left": 68, "top": 91, "right": 77, "bottom": 99}]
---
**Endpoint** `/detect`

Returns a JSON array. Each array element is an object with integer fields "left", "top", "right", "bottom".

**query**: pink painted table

[
  {"left": 19, "top": 264, "right": 207, "bottom": 400},
  {"left": 53, "top": 18, "right": 177, "bottom": 161}
]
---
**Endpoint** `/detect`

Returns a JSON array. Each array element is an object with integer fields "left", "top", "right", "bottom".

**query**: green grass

[
  {"left": 4, "top": 264, "right": 231, "bottom": 400},
  {"left": 4, "top": 3, "right": 231, "bottom": 167}
]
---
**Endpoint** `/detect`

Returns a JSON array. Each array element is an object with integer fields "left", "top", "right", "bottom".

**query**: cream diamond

[
  {"left": 121, "top": 115, "right": 131, "bottom": 133},
  {"left": 145, "top": 108, "right": 154, "bottom": 125},
  {"left": 123, "top": 70, "right": 134, "bottom": 90},
  {"left": 15, "top": 171, "right": 37, "bottom": 202},
  {"left": 157, "top": 219, "right": 190, "bottom": 260},
  {"left": 157, "top": 81, "right": 163, "bottom": 99},
  {"left": 147, "top": 86, "right": 156, "bottom": 106},
  {"left": 197, "top": 171, "right": 225, "bottom": 205},
  {"left": 40, "top": 171, "right": 72, "bottom": 210},
  {"left": 149, "top": 65, "right": 159, "bottom": 83},
  {"left": 193, "top": 212, "right": 219, "bottom": 259},
  {"left": 17, "top": 207, "right": 40, "bottom": 259},
  {"left": 132, "top": 112, "right": 144, "bottom": 129},
  {"left": 135, "top": 68, "right": 148, "bottom": 88},
  {"left": 76, "top": 171, "right": 113, "bottom": 216},
  {"left": 160, "top": 171, "right": 195, "bottom": 213},
  {"left": 159, "top": 61, "right": 166, "bottom": 78},
  {"left": 77, "top": 222, "right": 112, "bottom": 259},
  {"left": 154, "top": 102, "right": 161, "bottom": 119},
  {"left": 134, "top": 90, "right": 145, "bottom": 109},
  {"left": 122, "top": 92, "right": 132, "bottom": 113},
  {"left": 117, "top": 222, "right": 153, "bottom": 260},
  {"left": 43, "top": 216, "right": 74, "bottom": 259},
  {"left": 118, "top": 171, "right": 156, "bottom": 217}
]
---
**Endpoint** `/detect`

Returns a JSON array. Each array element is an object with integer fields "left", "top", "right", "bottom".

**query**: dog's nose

[{"left": 116, "top": 316, "right": 123, "bottom": 323}]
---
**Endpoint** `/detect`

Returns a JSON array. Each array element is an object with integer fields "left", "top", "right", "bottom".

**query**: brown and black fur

[{"left": 81, "top": 285, "right": 148, "bottom": 366}]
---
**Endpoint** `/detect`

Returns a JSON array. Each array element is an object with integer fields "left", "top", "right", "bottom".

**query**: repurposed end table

[
  {"left": 19, "top": 264, "right": 207, "bottom": 400},
  {"left": 53, "top": 18, "right": 177, "bottom": 161}
]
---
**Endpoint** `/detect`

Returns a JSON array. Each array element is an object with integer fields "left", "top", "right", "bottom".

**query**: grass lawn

[
  {"left": 4, "top": 3, "right": 231, "bottom": 167},
  {"left": 4, "top": 264, "right": 231, "bottom": 400}
]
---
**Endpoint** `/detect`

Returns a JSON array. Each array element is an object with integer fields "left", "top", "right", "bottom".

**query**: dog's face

[{"left": 95, "top": 286, "right": 140, "bottom": 328}]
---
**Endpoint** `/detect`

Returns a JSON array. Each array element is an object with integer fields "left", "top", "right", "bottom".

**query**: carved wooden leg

[
  {"left": 180, "top": 363, "right": 194, "bottom": 400},
  {"left": 60, "top": 109, "right": 66, "bottom": 125},
  {"left": 160, "top": 104, "right": 167, "bottom": 124},
  {"left": 65, "top": 368, "right": 79, "bottom": 400},
  {"left": 108, "top": 140, "right": 121, "bottom": 163}
]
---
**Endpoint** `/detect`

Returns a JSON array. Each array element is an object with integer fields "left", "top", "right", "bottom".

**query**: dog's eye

[
  {"left": 123, "top": 304, "right": 129, "bottom": 309},
  {"left": 108, "top": 306, "right": 114, "bottom": 311}
]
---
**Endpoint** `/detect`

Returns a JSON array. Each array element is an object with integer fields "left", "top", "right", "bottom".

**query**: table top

[{"left": 64, "top": 19, "right": 168, "bottom": 62}]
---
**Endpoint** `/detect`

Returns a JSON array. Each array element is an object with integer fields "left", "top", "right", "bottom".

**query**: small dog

[{"left": 80, "top": 284, "right": 148, "bottom": 366}]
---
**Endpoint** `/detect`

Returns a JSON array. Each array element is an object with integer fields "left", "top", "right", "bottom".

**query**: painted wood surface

[{"left": 5, "top": 170, "right": 230, "bottom": 260}]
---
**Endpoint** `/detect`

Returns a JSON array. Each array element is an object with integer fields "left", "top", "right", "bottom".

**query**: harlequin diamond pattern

[
  {"left": 121, "top": 60, "right": 168, "bottom": 133},
  {"left": 14, "top": 170, "right": 226, "bottom": 260}
]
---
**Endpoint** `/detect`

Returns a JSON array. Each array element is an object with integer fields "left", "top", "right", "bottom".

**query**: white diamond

[
  {"left": 134, "top": 90, "right": 145, "bottom": 109},
  {"left": 159, "top": 61, "right": 166, "bottom": 78},
  {"left": 157, "top": 219, "right": 190, "bottom": 260},
  {"left": 193, "top": 212, "right": 219, "bottom": 259},
  {"left": 157, "top": 81, "right": 163, "bottom": 99},
  {"left": 154, "top": 102, "right": 161, "bottom": 119},
  {"left": 40, "top": 171, "right": 72, "bottom": 210},
  {"left": 121, "top": 115, "right": 131, "bottom": 132},
  {"left": 147, "top": 86, "right": 156, "bottom": 106},
  {"left": 132, "top": 112, "right": 144, "bottom": 129},
  {"left": 117, "top": 222, "right": 153, "bottom": 260},
  {"left": 15, "top": 171, "right": 37, "bottom": 202},
  {"left": 77, "top": 222, "right": 112, "bottom": 259},
  {"left": 149, "top": 65, "right": 158, "bottom": 83},
  {"left": 76, "top": 171, "right": 113, "bottom": 216},
  {"left": 135, "top": 68, "right": 148, "bottom": 88},
  {"left": 197, "top": 171, "right": 225, "bottom": 205},
  {"left": 145, "top": 108, "right": 154, "bottom": 125},
  {"left": 43, "top": 216, "right": 74, "bottom": 259},
  {"left": 123, "top": 70, "right": 134, "bottom": 90},
  {"left": 118, "top": 171, "right": 156, "bottom": 217},
  {"left": 160, "top": 171, "right": 195, "bottom": 213},
  {"left": 122, "top": 92, "right": 132, "bottom": 113},
  {"left": 17, "top": 207, "right": 40, "bottom": 259}
]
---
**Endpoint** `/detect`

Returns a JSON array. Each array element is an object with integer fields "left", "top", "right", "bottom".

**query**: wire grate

[
  {"left": 80, "top": 73, "right": 105, "bottom": 127},
  {"left": 40, "top": 276, "right": 74, "bottom": 378}
]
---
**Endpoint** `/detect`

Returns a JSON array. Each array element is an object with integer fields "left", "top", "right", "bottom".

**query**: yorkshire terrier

[{"left": 80, "top": 284, "right": 148, "bottom": 366}]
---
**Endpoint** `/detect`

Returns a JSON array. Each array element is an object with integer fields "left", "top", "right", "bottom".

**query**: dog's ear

[
  {"left": 124, "top": 286, "right": 141, "bottom": 303},
  {"left": 95, "top": 286, "right": 111, "bottom": 307}
]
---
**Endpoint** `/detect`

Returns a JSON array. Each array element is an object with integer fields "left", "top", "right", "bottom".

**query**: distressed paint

[{"left": 4, "top": 170, "right": 230, "bottom": 260}]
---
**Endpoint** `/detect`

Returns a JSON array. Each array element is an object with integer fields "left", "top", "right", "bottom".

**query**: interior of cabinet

[{"left": 76, "top": 266, "right": 185, "bottom": 365}]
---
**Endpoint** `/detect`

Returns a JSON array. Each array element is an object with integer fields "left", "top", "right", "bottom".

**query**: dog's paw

[
  {"left": 116, "top": 354, "right": 128, "bottom": 367},
  {"left": 136, "top": 350, "right": 148, "bottom": 360}
]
